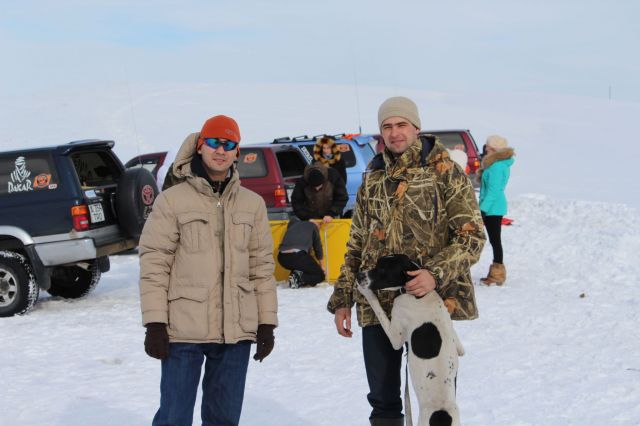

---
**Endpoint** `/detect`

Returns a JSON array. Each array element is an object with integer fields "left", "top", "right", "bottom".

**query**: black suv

[{"left": 0, "top": 140, "right": 158, "bottom": 316}]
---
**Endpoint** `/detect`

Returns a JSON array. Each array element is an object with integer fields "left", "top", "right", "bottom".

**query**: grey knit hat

[{"left": 377, "top": 96, "right": 421, "bottom": 129}]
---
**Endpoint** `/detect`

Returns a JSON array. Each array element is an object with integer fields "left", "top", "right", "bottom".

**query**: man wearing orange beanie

[
  {"left": 161, "top": 115, "right": 241, "bottom": 190},
  {"left": 139, "top": 115, "right": 278, "bottom": 426},
  {"left": 196, "top": 115, "right": 241, "bottom": 152}
]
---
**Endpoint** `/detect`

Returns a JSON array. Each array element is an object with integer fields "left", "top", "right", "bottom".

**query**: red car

[
  {"left": 124, "top": 151, "right": 168, "bottom": 180},
  {"left": 235, "top": 144, "right": 307, "bottom": 219}
]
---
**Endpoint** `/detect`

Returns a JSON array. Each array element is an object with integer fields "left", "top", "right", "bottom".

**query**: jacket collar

[
  {"left": 369, "top": 134, "right": 445, "bottom": 172},
  {"left": 481, "top": 147, "right": 515, "bottom": 169}
]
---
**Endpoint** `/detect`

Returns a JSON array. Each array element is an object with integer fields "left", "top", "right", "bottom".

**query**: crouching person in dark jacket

[
  {"left": 291, "top": 162, "right": 348, "bottom": 224},
  {"left": 139, "top": 115, "right": 278, "bottom": 426},
  {"left": 278, "top": 216, "right": 325, "bottom": 288}
]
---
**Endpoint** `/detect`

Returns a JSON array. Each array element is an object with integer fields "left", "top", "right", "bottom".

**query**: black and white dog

[{"left": 356, "top": 254, "right": 464, "bottom": 426}]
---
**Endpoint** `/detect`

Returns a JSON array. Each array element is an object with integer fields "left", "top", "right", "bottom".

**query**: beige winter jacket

[{"left": 139, "top": 133, "right": 277, "bottom": 343}]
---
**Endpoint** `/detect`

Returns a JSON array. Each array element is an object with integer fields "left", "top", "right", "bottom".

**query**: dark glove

[
  {"left": 144, "top": 322, "right": 170, "bottom": 360},
  {"left": 253, "top": 324, "right": 275, "bottom": 362}
]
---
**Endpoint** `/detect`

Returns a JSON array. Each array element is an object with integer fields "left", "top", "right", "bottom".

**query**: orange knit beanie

[{"left": 196, "top": 115, "right": 241, "bottom": 150}]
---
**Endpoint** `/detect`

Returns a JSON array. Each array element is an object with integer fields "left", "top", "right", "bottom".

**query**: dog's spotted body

[{"left": 356, "top": 254, "right": 464, "bottom": 426}]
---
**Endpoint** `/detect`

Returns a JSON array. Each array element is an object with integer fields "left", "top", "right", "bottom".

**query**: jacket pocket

[
  {"left": 236, "top": 280, "right": 258, "bottom": 333},
  {"left": 168, "top": 286, "right": 210, "bottom": 339},
  {"left": 232, "top": 212, "right": 254, "bottom": 250},
  {"left": 178, "top": 212, "right": 211, "bottom": 253}
]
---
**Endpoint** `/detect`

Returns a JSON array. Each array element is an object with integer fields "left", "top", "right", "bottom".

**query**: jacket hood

[
  {"left": 422, "top": 135, "right": 454, "bottom": 168},
  {"left": 172, "top": 132, "right": 199, "bottom": 178},
  {"left": 303, "top": 161, "right": 330, "bottom": 182},
  {"left": 172, "top": 132, "right": 239, "bottom": 196},
  {"left": 313, "top": 137, "right": 341, "bottom": 164}
]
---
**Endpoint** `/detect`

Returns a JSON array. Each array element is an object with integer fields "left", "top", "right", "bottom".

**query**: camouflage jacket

[{"left": 327, "top": 136, "right": 486, "bottom": 325}]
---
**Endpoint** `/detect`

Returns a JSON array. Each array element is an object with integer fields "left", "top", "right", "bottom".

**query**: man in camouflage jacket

[{"left": 327, "top": 96, "right": 485, "bottom": 425}]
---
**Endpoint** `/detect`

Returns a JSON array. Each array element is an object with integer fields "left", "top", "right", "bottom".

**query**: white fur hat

[{"left": 486, "top": 135, "right": 508, "bottom": 150}]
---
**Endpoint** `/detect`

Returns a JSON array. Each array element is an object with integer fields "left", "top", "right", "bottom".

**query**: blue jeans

[
  {"left": 362, "top": 325, "right": 404, "bottom": 420},
  {"left": 152, "top": 342, "right": 251, "bottom": 426}
]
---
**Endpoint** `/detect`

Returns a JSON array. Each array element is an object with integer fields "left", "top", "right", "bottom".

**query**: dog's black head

[{"left": 356, "top": 254, "right": 420, "bottom": 291}]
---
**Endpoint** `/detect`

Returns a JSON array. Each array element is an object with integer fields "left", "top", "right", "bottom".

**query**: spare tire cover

[{"left": 115, "top": 168, "right": 159, "bottom": 239}]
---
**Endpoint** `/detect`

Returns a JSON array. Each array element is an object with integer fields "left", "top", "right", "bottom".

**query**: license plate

[
  {"left": 89, "top": 203, "right": 105, "bottom": 223},
  {"left": 286, "top": 188, "right": 293, "bottom": 203}
]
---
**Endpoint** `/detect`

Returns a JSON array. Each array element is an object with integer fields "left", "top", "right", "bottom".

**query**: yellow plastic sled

[{"left": 270, "top": 219, "right": 352, "bottom": 283}]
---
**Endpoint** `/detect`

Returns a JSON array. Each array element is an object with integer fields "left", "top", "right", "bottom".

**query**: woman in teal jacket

[{"left": 478, "top": 135, "right": 515, "bottom": 285}]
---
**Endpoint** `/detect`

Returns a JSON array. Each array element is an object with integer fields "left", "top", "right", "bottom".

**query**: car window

[
  {"left": 236, "top": 148, "right": 267, "bottom": 178},
  {"left": 126, "top": 157, "right": 159, "bottom": 175},
  {"left": 0, "top": 152, "right": 59, "bottom": 195},
  {"left": 427, "top": 132, "right": 467, "bottom": 152},
  {"left": 71, "top": 151, "right": 121, "bottom": 188},
  {"left": 338, "top": 144, "right": 356, "bottom": 168},
  {"left": 276, "top": 150, "right": 307, "bottom": 178}
]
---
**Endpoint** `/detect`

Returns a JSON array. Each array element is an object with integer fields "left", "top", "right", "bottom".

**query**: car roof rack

[
  {"left": 271, "top": 133, "right": 359, "bottom": 144},
  {"left": 311, "top": 133, "right": 350, "bottom": 141},
  {"left": 271, "top": 135, "right": 313, "bottom": 143},
  {"left": 272, "top": 137, "right": 291, "bottom": 144}
]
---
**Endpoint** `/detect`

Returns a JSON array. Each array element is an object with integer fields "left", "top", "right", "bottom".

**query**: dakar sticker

[
  {"left": 141, "top": 184, "right": 155, "bottom": 206},
  {"left": 337, "top": 144, "right": 351, "bottom": 152},
  {"left": 33, "top": 173, "right": 52, "bottom": 189},
  {"left": 8, "top": 156, "right": 33, "bottom": 193},
  {"left": 243, "top": 152, "right": 258, "bottom": 164}
]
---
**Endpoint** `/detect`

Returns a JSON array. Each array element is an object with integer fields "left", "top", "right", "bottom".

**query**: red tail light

[
  {"left": 274, "top": 187, "right": 287, "bottom": 207},
  {"left": 469, "top": 159, "right": 480, "bottom": 173},
  {"left": 71, "top": 205, "right": 90, "bottom": 231}
]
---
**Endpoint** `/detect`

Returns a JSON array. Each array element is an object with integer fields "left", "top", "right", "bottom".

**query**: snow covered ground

[{"left": 1, "top": 193, "right": 639, "bottom": 426}]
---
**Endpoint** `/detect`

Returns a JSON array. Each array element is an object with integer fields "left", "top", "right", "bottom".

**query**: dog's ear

[
  {"left": 376, "top": 255, "right": 394, "bottom": 270},
  {"left": 393, "top": 254, "right": 419, "bottom": 272}
]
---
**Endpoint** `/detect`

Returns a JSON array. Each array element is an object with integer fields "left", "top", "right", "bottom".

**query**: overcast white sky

[{"left": 2, "top": 1, "right": 639, "bottom": 102}]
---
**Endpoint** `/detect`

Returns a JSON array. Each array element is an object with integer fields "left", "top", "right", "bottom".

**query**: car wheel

[
  {"left": 47, "top": 261, "right": 101, "bottom": 299},
  {"left": 0, "top": 251, "right": 39, "bottom": 317},
  {"left": 115, "top": 168, "right": 159, "bottom": 240}
]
